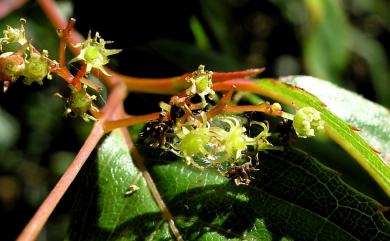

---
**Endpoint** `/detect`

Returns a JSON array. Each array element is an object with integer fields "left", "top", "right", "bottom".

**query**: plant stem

[
  {"left": 38, "top": 0, "right": 84, "bottom": 47},
  {"left": 58, "top": 18, "right": 76, "bottom": 68},
  {"left": 224, "top": 104, "right": 283, "bottom": 116},
  {"left": 104, "top": 112, "right": 160, "bottom": 133},
  {"left": 211, "top": 67, "right": 265, "bottom": 82}
]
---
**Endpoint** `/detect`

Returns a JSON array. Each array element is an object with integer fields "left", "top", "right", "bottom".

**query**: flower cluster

[
  {"left": 142, "top": 66, "right": 325, "bottom": 185},
  {"left": 293, "top": 107, "right": 324, "bottom": 138},
  {"left": 0, "top": 19, "right": 120, "bottom": 121},
  {"left": 143, "top": 66, "right": 286, "bottom": 184},
  {"left": 0, "top": 18, "right": 27, "bottom": 50},
  {"left": 0, "top": 19, "right": 53, "bottom": 92}
]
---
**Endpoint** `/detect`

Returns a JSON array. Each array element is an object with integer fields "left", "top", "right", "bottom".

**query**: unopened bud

[
  {"left": 0, "top": 52, "right": 25, "bottom": 92},
  {"left": 293, "top": 107, "right": 324, "bottom": 138}
]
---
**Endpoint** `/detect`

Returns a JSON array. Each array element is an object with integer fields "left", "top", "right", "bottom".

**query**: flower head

[
  {"left": 185, "top": 65, "right": 215, "bottom": 105},
  {"left": 210, "top": 116, "right": 248, "bottom": 165},
  {"left": 179, "top": 127, "right": 211, "bottom": 157},
  {"left": 56, "top": 85, "right": 99, "bottom": 122},
  {"left": 23, "top": 50, "right": 52, "bottom": 85},
  {"left": 0, "top": 18, "right": 27, "bottom": 50},
  {"left": 293, "top": 107, "right": 324, "bottom": 138},
  {"left": 69, "top": 32, "right": 121, "bottom": 75}
]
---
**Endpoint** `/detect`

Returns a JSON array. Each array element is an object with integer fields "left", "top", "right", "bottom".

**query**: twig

[{"left": 103, "top": 112, "right": 160, "bottom": 133}]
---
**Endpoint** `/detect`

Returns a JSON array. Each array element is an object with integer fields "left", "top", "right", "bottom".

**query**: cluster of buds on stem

[
  {"left": 0, "top": 19, "right": 53, "bottom": 92},
  {"left": 142, "top": 66, "right": 325, "bottom": 185},
  {"left": 55, "top": 29, "right": 120, "bottom": 121},
  {"left": 0, "top": 19, "right": 120, "bottom": 122}
]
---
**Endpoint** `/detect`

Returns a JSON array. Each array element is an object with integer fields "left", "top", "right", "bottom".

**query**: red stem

[
  {"left": 212, "top": 68, "right": 265, "bottom": 82},
  {"left": 58, "top": 18, "right": 76, "bottom": 67},
  {"left": 70, "top": 63, "right": 87, "bottom": 89},
  {"left": 38, "top": 0, "right": 84, "bottom": 49},
  {"left": 104, "top": 112, "right": 160, "bottom": 133}
]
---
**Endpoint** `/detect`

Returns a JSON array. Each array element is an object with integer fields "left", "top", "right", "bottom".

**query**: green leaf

[
  {"left": 249, "top": 76, "right": 390, "bottom": 196},
  {"left": 66, "top": 130, "right": 170, "bottom": 240},
  {"left": 67, "top": 129, "right": 390, "bottom": 240}
]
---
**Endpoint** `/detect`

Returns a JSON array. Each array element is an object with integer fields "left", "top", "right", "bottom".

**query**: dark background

[{"left": 1, "top": 0, "right": 390, "bottom": 240}]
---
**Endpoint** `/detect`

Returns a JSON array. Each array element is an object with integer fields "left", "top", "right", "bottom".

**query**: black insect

[
  {"left": 169, "top": 104, "right": 185, "bottom": 122},
  {"left": 275, "top": 119, "right": 295, "bottom": 145},
  {"left": 226, "top": 162, "right": 259, "bottom": 185},
  {"left": 141, "top": 120, "right": 174, "bottom": 148}
]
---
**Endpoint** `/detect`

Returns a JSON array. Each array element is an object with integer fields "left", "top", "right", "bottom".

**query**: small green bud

[
  {"left": 69, "top": 32, "right": 121, "bottom": 75},
  {"left": 56, "top": 85, "right": 98, "bottom": 121},
  {"left": 23, "top": 50, "right": 51, "bottom": 85},
  {"left": 0, "top": 52, "right": 25, "bottom": 92},
  {"left": 293, "top": 107, "right": 324, "bottom": 138},
  {"left": 0, "top": 18, "right": 27, "bottom": 50}
]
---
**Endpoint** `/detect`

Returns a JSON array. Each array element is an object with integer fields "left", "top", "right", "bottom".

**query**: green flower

[
  {"left": 293, "top": 107, "right": 324, "bottom": 138},
  {"left": 179, "top": 127, "right": 210, "bottom": 157},
  {"left": 69, "top": 32, "right": 121, "bottom": 75},
  {"left": 55, "top": 85, "right": 98, "bottom": 122},
  {"left": 185, "top": 65, "right": 215, "bottom": 105},
  {"left": 210, "top": 116, "right": 248, "bottom": 164},
  {"left": 0, "top": 19, "right": 27, "bottom": 50},
  {"left": 247, "top": 121, "right": 281, "bottom": 151},
  {"left": 23, "top": 50, "right": 52, "bottom": 85}
]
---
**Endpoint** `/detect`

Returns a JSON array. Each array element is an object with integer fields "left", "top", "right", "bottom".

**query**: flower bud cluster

[
  {"left": 0, "top": 20, "right": 53, "bottom": 92},
  {"left": 142, "top": 66, "right": 325, "bottom": 185},
  {"left": 0, "top": 18, "right": 27, "bottom": 50},
  {"left": 0, "top": 19, "right": 106, "bottom": 122},
  {"left": 142, "top": 66, "right": 283, "bottom": 184},
  {"left": 293, "top": 107, "right": 325, "bottom": 138}
]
